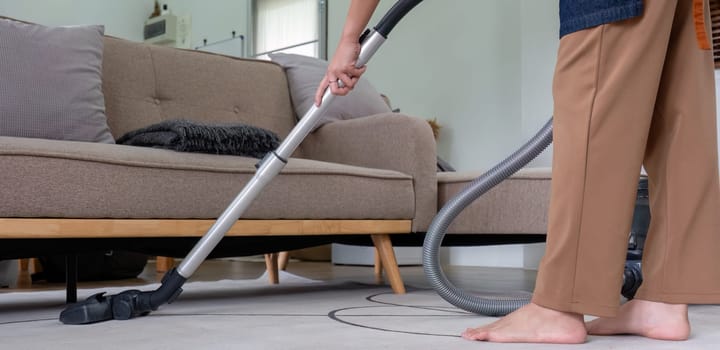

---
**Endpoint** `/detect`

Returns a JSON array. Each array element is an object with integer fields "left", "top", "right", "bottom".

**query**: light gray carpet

[{"left": 1, "top": 272, "right": 719, "bottom": 350}]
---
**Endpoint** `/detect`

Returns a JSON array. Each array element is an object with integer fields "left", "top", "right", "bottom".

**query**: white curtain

[{"left": 255, "top": 0, "right": 319, "bottom": 58}]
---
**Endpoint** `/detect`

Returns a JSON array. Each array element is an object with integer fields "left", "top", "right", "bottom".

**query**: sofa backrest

[{"left": 101, "top": 37, "right": 297, "bottom": 139}]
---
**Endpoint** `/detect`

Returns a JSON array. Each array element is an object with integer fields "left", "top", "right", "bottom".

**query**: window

[{"left": 252, "top": 0, "right": 327, "bottom": 59}]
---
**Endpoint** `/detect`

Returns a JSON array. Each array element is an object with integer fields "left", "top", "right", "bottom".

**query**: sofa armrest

[{"left": 300, "top": 113, "right": 437, "bottom": 231}]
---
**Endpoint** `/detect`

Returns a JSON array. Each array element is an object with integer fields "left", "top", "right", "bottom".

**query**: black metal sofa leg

[{"left": 65, "top": 254, "right": 77, "bottom": 303}]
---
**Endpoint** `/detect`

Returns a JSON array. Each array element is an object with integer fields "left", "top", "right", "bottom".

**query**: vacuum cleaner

[
  {"left": 60, "top": 0, "right": 644, "bottom": 324},
  {"left": 59, "top": 0, "right": 425, "bottom": 325}
]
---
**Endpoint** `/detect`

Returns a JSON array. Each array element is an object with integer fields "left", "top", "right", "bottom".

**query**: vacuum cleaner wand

[{"left": 59, "top": 0, "right": 425, "bottom": 325}]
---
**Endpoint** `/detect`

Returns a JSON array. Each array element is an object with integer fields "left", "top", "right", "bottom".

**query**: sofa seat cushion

[
  {"left": 0, "top": 136, "right": 414, "bottom": 220},
  {"left": 437, "top": 168, "right": 552, "bottom": 234}
]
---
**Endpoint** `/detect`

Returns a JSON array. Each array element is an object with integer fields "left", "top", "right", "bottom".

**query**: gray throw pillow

[
  {"left": 269, "top": 53, "right": 391, "bottom": 131},
  {"left": 0, "top": 18, "right": 114, "bottom": 143}
]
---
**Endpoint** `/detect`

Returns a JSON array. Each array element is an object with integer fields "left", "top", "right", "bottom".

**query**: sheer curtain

[{"left": 254, "top": 0, "right": 321, "bottom": 58}]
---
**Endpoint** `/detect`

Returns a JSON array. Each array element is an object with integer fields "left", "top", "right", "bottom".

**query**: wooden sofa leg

[
  {"left": 371, "top": 234, "right": 406, "bottom": 294},
  {"left": 156, "top": 257, "right": 175, "bottom": 273},
  {"left": 373, "top": 248, "right": 384, "bottom": 284},
  {"left": 264, "top": 253, "right": 280, "bottom": 284},
  {"left": 16, "top": 259, "right": 31, "bottom": 289},
  {"left": 278, "top": 251, "right": 290, "bottom": 271},
  {"left": 19, "top": 258, "right": 29, "bottom": 272},
  {"left": 31, "top": 258, "right": 43, "bottom": 274}
]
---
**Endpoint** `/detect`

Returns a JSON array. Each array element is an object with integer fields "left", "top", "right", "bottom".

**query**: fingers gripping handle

[
  {"left": 279, "top": 0, "right": 424, "bottom": 158},
  {"left": 276, "top": 32, "right": 386, "bottom": 159}
]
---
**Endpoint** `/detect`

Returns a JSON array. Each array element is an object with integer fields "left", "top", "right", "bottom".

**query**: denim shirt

[{"left": 560, "top": 0, "right": 644, "bottom": 37}]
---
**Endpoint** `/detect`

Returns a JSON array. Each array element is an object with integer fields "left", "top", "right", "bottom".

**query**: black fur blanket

[{"left": 116, "top": 119, "right": 280, "bottom": 158}]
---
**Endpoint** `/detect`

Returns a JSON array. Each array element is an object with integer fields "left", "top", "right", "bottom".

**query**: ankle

[
  {"left": 530, "top": 302, "right": 584, "bottom": 321},
  {"left": 630, "top": 299, "right": 688, "bottom": 315},
  {"left": 637, "top": 300, "right": 690, "bottom": 340},
  {"left": 529, "top": 303, "right": 587, "bottom": 337}
]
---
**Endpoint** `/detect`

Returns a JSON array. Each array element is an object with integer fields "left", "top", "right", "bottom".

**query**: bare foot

[
  {"left": 461, "top": 303, "right": 587, "bottom": 343},
  {"left": 585, "top": 299, "right": 690, "bottom": 340}
]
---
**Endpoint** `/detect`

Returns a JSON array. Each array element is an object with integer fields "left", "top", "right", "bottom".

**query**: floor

[
  {"left": 4, "top": 256, "right": 720, "bottom": 349},
  {"left": 6, "top": 254, "right": 538, "bottom": 295}
]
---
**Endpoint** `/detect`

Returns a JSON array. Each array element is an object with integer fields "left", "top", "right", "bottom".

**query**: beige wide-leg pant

[{"left": 532, "top": 0, "right": 720, "bottom": 317}]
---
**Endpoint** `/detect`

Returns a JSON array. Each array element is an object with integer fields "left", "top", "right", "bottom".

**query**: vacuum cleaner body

[{"left": 622, "top": 178, "right": 650, "bottom": 299}]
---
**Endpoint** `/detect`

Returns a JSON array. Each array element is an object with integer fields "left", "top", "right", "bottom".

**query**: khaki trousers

[{"left": 532, "top": 0, "right": 720, "bottom": 317}]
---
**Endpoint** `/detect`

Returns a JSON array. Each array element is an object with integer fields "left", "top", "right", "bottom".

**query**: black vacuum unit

[{"left": 623, "top": 178, "right": 650, "bottom": 299}]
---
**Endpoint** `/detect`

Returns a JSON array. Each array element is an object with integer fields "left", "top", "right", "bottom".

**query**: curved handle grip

[{"left": 374, "top": 0, "right": 424, "bottom": 38}]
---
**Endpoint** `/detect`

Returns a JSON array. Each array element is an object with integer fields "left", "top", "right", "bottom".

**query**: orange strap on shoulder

[{"left": 694, "top": 0, "right": 711, "bottom": 50}]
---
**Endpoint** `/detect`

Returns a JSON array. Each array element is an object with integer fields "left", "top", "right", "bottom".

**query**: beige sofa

[
  {"left": 0, "top": 35, "right": 441, "bottom": 293},
  {"left": 0, "top": 35, "right": 552, "bottom": 295}
]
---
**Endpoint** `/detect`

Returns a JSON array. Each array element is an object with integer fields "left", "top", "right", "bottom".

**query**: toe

[{"left": 461, "top": 327, "right": 489, "bottom": 341}]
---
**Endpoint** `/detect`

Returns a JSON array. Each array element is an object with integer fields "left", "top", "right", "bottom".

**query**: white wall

[
  {"left": 328, "top": 1, "right": 560, "bottom": 171},
  {"left": 328, "top": 0, "right": 525, "bottom": 171},
  {"left": 0, "top": 0, "right": 154, "bottom": 41},
  {"left": 0, "top": 1, "right": 250, "bottom": 51},
  {"left": 164, "top": 0, "right": 250, "bottom": 50},
  {"left": 521, "top": 0, "right": 559, "bottom": 167}
]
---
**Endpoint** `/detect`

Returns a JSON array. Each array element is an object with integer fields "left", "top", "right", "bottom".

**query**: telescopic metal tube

[{"left": 175, "top": 2, "right": 421, "bottom": 277}]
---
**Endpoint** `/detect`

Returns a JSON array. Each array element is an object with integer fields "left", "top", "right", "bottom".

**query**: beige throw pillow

[
  {"left": 269, "top": 53, "right": 391, "bottom": 132},
  {"left": 0, "top": 18, "right": 114, "bottom": 143}
]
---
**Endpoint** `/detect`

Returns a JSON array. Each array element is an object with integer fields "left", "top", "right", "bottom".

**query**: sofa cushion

[
  {"left": 268, "top": 53, "right": 392, "bottom": 131},
  {"left": 101, "top": 37, "right": 297, "bottom": 142},
  {"left": 0, "top": 18, "right": 114, "bottom": 144},
  {"left": 0, "top": 136, "right": 414, "bottom": 221},
  {"left": 437, "top": 168, "right": 552, "bottom": 234}
]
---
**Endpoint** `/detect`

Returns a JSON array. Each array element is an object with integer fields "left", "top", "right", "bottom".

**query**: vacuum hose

[{"left": 423, "top": 118, "right": 553, "bottom": 316}]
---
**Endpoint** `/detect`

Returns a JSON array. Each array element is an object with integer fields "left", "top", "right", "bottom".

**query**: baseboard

[
  {"left": 330, "top": 243, "right": 547, "bottom": 269},
  {"left": 331, "top": 244, "right": 424, "bottom": 266}
]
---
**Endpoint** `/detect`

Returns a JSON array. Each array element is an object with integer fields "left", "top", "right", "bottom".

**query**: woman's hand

[
  {"left": 314, "top": 39, "right": 368, "bottom": 107},
  {"left": 313, "top": 0, "right": 379, "bottom": 106}
]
